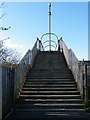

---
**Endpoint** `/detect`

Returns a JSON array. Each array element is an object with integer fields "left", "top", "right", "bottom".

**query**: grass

[
  {"left": 88, "top": 86, "right": 90, "bottom": 100},
  {"left": 83, "top": 86, "right": 90, "bottom": 112},
  {"left": 83, "top": 100, "right": 90, "bottom": 112}
]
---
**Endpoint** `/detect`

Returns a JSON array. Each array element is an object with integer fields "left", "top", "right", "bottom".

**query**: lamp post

[{"left": 48, "top": 3, "right": 51, "bottom": 52}]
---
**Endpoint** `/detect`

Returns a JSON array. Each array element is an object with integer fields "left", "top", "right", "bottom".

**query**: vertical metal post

[
  {"left": 85, "top": 64, "right": 88, "bottom": 102},
  {"left": 48, "top": 3, "right": 51, "bottom": 51}
]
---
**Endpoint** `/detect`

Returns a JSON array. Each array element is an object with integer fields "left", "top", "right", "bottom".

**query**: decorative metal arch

[
  {"left": 41, "top": 33, "right": 58, "bottom": 41},
  {"left": 41, "top": 33, "right": 58, "bottom": 51},
  {"left": 43, "top": 40, "right": 57, "bottom": 48},
  {"left": 44, "top": 44, "right": 56, "bottom": 51}
]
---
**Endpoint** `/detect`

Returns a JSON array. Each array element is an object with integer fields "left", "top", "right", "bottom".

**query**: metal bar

[
  {"left": 43, "top": 40, "right": 57, "bottom": 47},
  {"left": 41, "top": 33, "right": 58, "bottom": 40},
  {"left": 44, "top": 44, "right": 56, "bottom": 50},
  {"left": 85, "top": 64, "right": 88, "bottom": 102},
  {"left": 49, "top": 3, "right": 51, "bottom": 51}
]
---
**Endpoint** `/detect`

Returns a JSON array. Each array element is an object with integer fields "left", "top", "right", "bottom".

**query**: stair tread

[
  {"left": 19, "top": 98, "right": 82, "bottom": 102},
  {"left": 24, "top": 84, "right": 76, "bottom": 86},
  {"left": 25, "top": 81, "right": 76, "bottom": 84},
  {"left": 15, "top": 108, "right": 84, "bottom": 111},
  {"left": 16, "top": 103, "right": 83, "bottom": 106},
  {"left": 21, "top": 91, "right": 79, "bottom": 93},
  {"left": 22, "top": 87, "right": 77, "bottom": 90},
  {"left": 26, "top": 79, "right": 75, "bottom": 81},
  {"left": 20, "top": 95, "right": 81, "bottom": 97}
]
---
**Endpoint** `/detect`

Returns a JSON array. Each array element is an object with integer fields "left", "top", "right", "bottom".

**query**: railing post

[
  {"left": 37, "top": 37, "right": 39, "bottom": 51},
  {"left": 58, "top": 40, "right": 60, "bottom": 51},
  {"left": 82, "top": 70, "right": 85, "bottom": 100},
  {"left": 81, "top": 59, "right": 85, "bottom": 100},
  {"left": 37, "top": 37, "right": 44, "bottom": 51},
  {"left": 37, "top": 38, "right": 42, "bottom": 52},
  {"left": 39, "top": 40, "right": 41, "bottom": 51},
  {"left": 59, "top": 37, "right": 63, "bottom": 52},
  {"left": 85, "top": 64, "right": 88, "bottom": 102}
]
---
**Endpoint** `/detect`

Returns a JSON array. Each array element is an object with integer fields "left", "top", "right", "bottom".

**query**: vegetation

[
  {"left": 0, "top": 2, "right": 20, "bottom": 65},
  {"left": 0, "top": 40, "right": 20, "bottom": 65},
  {"left": 84, "top": 86, "right": 90, "bottom": 112},
  {"left": 84, "top": 100, "right": 90, "bottom": 112}
]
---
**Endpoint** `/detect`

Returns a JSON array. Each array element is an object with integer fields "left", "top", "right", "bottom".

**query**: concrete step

[
  {"left": 20, "top": 90, "right": 79, "bottom": 95},
  {"left": 31, "top": 68, "right": 70, "bottom": 71},
  {"left": 29, "top": 73, "right": 72, "bottom": 76},
  {"left": 15, "top": 103, "right": 83, "bottom": 109},
  {"left": 15, "top": 108, "right": 85, "bottom": 112},
  {"left": 5, "top": 109, "right": 90, "bottom": 120},
  {"left": 24, "top": 81, "right": 76, "bottom": 85},
  {"left": 23, "top": 84, "right": 77, "bottom": 87},
  {"left": 31, "top": 70, "right": 72, "bottom": 73},
  {"left": 19, "top": 94, "right": 81, "bottom": 99},
  {"left": 26, "top": 78, "right": 75, "bottom": 81},
  {"left": 31, "top": 68, "right": 70, "bottom": 72},
  {"left": 32, "top": 66, "right": 70, "bottom": 68},
  {"left": 18, "top": 98, "right": 83, "bottom": 104},
  {"left": 22, "top": 87, "right": 77, "bottom": 91},
  {"left": 28, "top": 75, "right": 73, "bottom": 78},
  {"left": 26, "top": 76, "right": 74, "bottom": 79}
]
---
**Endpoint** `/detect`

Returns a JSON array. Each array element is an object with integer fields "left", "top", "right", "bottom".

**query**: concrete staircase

[
  {"left": 4, "top": 51, "right": 90, "bottom": 120},
  {"left": 19, "top": 51, "right": 83, "bottom": 109}
]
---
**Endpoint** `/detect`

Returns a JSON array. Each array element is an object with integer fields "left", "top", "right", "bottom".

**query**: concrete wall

[{"left": 0, "top": 66, "right": 2, "bottom": 120}]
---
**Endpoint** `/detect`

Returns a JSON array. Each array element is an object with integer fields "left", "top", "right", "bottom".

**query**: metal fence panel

[
  {"left": 2, "top": 66, "right": 15, "bottom": 119},
  {"left": 87, "top": 66, "right": 90, "bottom": 100},
  {"left": 0, "top": 66, "right": 2, "bottom": 120}
]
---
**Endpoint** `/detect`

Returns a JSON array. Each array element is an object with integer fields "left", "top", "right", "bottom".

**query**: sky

[{"left": 0, "top": 2, "right": 88, "bottom": 60}]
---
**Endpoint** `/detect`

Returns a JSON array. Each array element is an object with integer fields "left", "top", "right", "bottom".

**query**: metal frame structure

[
  {"left": 40, "top": 3, "right": 58, "bottom": 51},
  {"left": 41, "top": 33, "right": 58, "bottom": 51}
]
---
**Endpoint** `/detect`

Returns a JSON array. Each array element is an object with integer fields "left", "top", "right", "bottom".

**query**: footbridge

[{"left": 0, "top": 34, "right": 90, "bottom": 120}]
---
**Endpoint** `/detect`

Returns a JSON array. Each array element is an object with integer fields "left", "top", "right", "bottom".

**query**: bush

[{"left": 84, "top": 100, "right": 90, "bottom": 112}]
